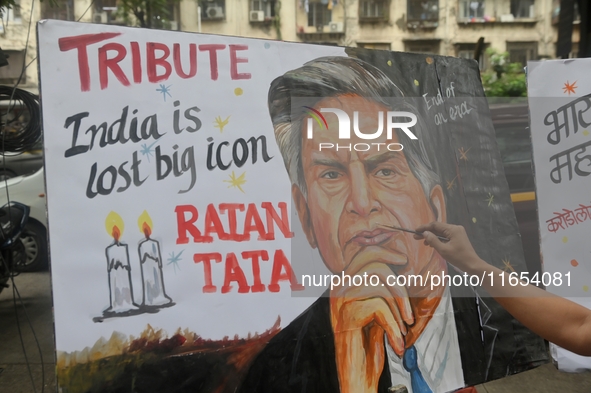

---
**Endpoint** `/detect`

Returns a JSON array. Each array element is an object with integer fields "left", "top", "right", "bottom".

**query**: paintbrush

[{"left": 378, "top": 224, "right": 449, "bottom": 242}]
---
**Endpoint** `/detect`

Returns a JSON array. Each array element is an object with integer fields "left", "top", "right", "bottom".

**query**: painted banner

[
  {"left": 528, "top": 58, "right": 591, "bottom": 372},
  {"left": 38, "top": 20, "right": 547, "bottom": 393}
]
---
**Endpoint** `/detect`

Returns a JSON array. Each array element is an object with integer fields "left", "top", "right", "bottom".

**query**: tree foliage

[
  {"left": 116, "top": 0, "right": 179, "bottom": 29},
  {"left": 481, "top": 48, "right": 527, "bottom": 97}
]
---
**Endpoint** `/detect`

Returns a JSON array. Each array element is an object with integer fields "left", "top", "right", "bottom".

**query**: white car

[{"left": 0, "top": 168, "right": 48, "bottom": 271}]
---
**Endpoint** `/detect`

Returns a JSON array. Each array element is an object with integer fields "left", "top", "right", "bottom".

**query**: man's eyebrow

[
  {"left": 311, "top": 158, "right": 347, "bottom": 171},
  {"left": 364, "top": 151, "right": 403, "bottom": 170}
]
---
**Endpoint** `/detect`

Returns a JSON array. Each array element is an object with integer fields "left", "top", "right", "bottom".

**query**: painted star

[
  {"left": 156, "top": 84, "right": 172, "bottom": 101},
  {"left": 563, "top": 80, "right": 577, "bottom": 95},
  {"left": 485, "top": 192, "right": 494, "bottom": 207},
  {"left": 502, "top": 257, "right": 515, "bottom": 273},
  {"left": 446, "top": 176, "right": 457, "bottom": 191},
  {"left": 458, "top": 147, "right": 471, "bottom": 161},
  {"left": 214, "top": 116, "right": 230, "bottom": 133},
  {"left": 167, "top": 250, "right": 184, "bottom": 273},
  {"left": 224, "top": 171, "right": 246, "bottom": 193},
  {"left": 139, "top": 140, "right": 159, "bottom": 162}
]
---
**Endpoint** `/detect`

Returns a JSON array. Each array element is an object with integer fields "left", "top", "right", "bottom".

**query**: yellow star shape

[
  {"left": 223, "top": 171, "right": 246, "bottom": 193},
  {"left": 446, "top": 175, "right": 457, "bottom": 191},
  {"left": 485, "top": 192, "right": 494, "bottom": 207},
  {"left": 502, "top": 257, "right": 515, "bottom": 273},
  {"left": 458, "top": 147, "right": 471, "bottom": 161},
  {"left": 214, "top": 115, "right": 230, "bottom": 133}
]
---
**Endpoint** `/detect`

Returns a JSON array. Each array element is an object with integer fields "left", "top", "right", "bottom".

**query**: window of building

[
  {"left": 405, "top": 40, "right": 440, "bottom": 54},
  {"left": 152, "top": 0, "right": 179, "bottom": 29},
  {"left": 200, "top": 0, "right": 225, "bottom": 21},
  {"left": 456, "top": 43, "right": 488, "bottom": 71},
  {"left": 42, "top": 0, "right": 75, "bottom": 20},
  {"left": 507, "top": 42, "right": 537, "bottom": 66},
  {"left": 357, "top": 42, "right": 391, "bottom": 50},
  {"left": 551, "top": 0, "right": 580, "bottom": 25},
  {"left": 90, "top": 0, "right": 177, "bottom": 28},
  {"left": 12, "top": 0, "right": 21, "bottom": 19},
  {"left": 0, "top": 0, "right": 22, "bottom": 27},
  {"left": 101, "top": 0, "right": 117, "bottom": 6},
  {"left": 308, "top": 2, "right": 332, "bottom": 27},
  {"left": 511, "top": 0, "right": 534, "bottom": 19},
  {"left": 359, "top": 0, "right": 388, "bottom": 20},
  {"left": 407, "top": 0, "right": 438, "bottom": 21},
  {"left": 459, "top": 0, "right": 484, "bottom": 19},
  {"left": 0, "top": 50, "right": 26, "bottom": 84},
  {"left": 251, "top": 0, "right": 276, "bottom": 18},
  {"left": 90, "top": 0, "right": 116, "bottom": 25}
]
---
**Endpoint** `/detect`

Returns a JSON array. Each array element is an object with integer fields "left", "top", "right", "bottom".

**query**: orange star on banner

[
  {"left": 446, "top": 175, "right": 458, "bottom": 191},
  {"left": 502, "top": 257, "right": 515, "bottom": 273},
  {"left": 458, "top": 147, "right": 471, "bottom": 161},
  {"left": 563, "top": 80, "right": 577, "bottom": 95}
]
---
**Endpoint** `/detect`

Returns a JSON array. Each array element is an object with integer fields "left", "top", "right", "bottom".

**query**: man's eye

[
  {"left": 375, "top": 169, "right": 396, "bottom": 177},
  {"left": 321, "top": 171, "right": 341, "bottom": 179}
]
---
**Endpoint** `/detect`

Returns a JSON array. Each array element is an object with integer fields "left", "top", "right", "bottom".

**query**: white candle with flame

[
  {"left": 138, "top": 211, "right": 172, "bottom": 307},
  {"left": 105, "top": 212, "right": 138, "bottom": 313}
]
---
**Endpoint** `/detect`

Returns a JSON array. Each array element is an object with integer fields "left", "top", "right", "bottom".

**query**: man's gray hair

[{"left": 268, "top": 56, "right": 440, "bottom": 200}]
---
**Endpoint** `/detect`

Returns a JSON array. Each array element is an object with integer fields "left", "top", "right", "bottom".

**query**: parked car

[
  {"left": 490, "top": 100, "right": 542, "bottom": 277},
  {"left": 0, "top": 144, "right": 44, "bottom": 181},
  {"left": 0, "top": 168, "right": 48, "bottom": 271}
]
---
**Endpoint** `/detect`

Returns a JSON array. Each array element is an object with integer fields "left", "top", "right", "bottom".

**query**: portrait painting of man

[
  {"left": 238, "top": 55, "right": 545, "bottom": 393},
  {"left": 37, "top": 20, "right": 550, "bottom": 393}
]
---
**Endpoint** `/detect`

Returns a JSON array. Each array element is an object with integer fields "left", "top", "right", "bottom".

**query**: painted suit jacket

[{"left": 238, "top": 266, "right": 527, "bottom": 393}]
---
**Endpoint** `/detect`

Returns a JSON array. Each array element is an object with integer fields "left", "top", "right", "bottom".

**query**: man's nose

[{"left": 346, "top": 163, "right": 380, "bottom": 216}]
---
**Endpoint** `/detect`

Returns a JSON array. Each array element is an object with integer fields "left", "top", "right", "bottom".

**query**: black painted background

[{"left": 345, "top": 47, "right": 549, "bottom": 384}]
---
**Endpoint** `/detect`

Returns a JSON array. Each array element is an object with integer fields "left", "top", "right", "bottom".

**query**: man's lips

[{"left": 347, "top": 228, "right": 395, "bottom": 246}]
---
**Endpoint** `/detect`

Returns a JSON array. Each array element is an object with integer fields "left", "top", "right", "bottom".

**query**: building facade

[
  {"left": 0, "top": 0, "right": 40, "bottom": 92},
  {"left": 0, "top": 0, "right": 582, "bottom": 93}
]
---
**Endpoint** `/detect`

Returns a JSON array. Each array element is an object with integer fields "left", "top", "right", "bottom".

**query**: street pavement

[
  {"left": 0, "top": 272, "right": 56, "bottom": 393},
  {"left": 1, "top": 271, "right": 590, "bottom": 393}
]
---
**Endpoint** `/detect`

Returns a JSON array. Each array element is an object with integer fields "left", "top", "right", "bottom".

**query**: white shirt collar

[{"left": 385, "top": 286, "right": 465, "bottom": 393}]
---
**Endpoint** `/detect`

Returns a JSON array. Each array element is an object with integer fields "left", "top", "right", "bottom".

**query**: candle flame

[
  {"left": 112, "top": 226, "right": 121, "bottom": 242},
  {"left": 105, "top": 211, "right": 124, "bottom": 241},
  {"left": 142, "top": 222, "right": 151, "bottom": 238},
  {"left": 138, "top": 210, "right": 153, "bottom": 238}
]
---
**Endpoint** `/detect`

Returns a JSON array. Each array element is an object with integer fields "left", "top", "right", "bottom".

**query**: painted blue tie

[{"left": 402, "top": 345, "right": 433, "bottom": 393}]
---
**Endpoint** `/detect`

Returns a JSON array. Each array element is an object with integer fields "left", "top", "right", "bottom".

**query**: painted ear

[
  {"left": 292, "top": 184, "right": 317, "bottom": 249},
  {"left": 429, "top": 184, "right": 447, "bottom": 223}
]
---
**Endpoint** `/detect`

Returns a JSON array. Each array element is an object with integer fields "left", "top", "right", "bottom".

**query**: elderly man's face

[{"left": 293, "top": 96, "right": 445, "bottom": 280}]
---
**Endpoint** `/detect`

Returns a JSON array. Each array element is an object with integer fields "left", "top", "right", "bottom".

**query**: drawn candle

[
  {"left": 104, "top": 211, "right": 139, "bottom": 313},
  {"left": 137, "top": 210, "right": 173, "bottom": 307}
]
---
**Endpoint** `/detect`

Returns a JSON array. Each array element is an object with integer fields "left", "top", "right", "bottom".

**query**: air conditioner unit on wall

[
  {"left": 250, "top": 10, "right": 265, "bottom": 22},
  {"left": 328, "top": 21, "right": 344, "bottom": 33},
  {"left": 206, "top": 6, "right": 224, "bottom": 19},
  {"left": 92, "top": 11, "right": 108, "bottom": 24}
]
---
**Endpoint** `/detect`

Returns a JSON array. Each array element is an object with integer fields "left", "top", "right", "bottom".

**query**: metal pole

[{"left": 579, "top": 0, "right": 590, "bottom": 57}]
